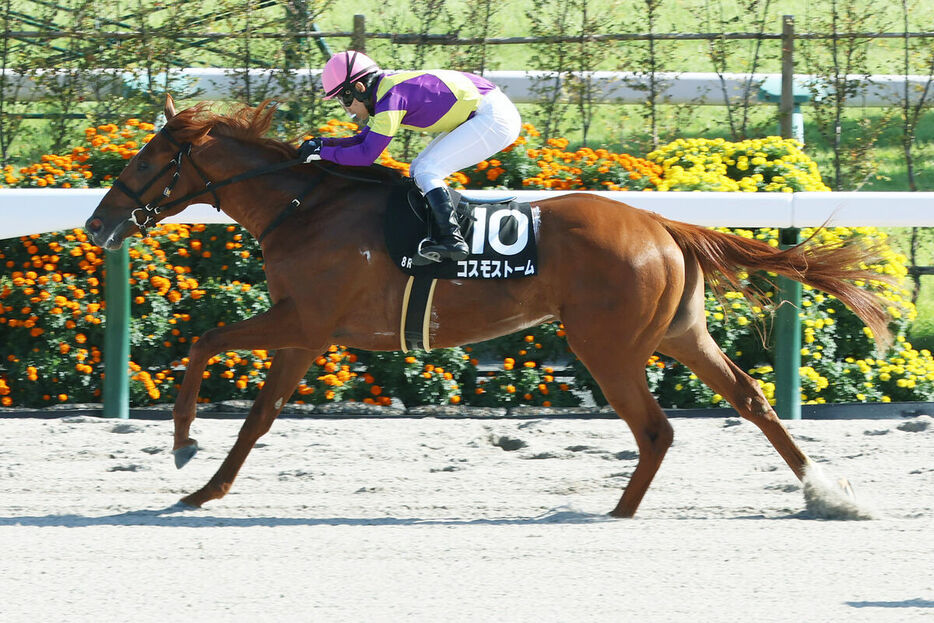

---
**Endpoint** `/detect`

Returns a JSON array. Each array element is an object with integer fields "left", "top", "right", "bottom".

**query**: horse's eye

[{"left": 137, "top": 160, "right": 150, "bottom": 171}]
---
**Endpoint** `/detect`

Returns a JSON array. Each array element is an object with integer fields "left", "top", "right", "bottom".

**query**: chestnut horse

[{"left": 85, "top": 97, "right": 891, "bottom": 517}]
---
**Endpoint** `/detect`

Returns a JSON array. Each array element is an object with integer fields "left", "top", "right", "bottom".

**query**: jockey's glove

[{"left": 299, "top": 137, "right": 323, "bottom": 162}]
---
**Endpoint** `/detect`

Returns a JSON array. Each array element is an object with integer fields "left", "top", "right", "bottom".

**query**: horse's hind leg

[
  {"left": 607, "top": 373, "right": 674, "bottom": 518},
  {"left": 567, "top": 336, "right": 674, "bottom": 517},
  {"left": 658, "top": 327, "right": 811, "bottom": 480},
  {"left": 180, "top": 347, "right": 319, "bottom": 508}
]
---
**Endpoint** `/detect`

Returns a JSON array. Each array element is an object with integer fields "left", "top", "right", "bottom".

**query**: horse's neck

[
  {"left": 198, "top": 139, "right": 298, "bottom": 240},
  {"left": 196, "top": 139, "right": 397, "bottom": 243}
]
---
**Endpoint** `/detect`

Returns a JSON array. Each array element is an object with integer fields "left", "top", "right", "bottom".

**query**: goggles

[{"left": 338, "top": 88, "right": 356, "bottom": 108}]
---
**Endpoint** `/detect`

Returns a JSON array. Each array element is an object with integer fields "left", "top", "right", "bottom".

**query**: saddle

[{"left": 384, "top": 180, "right": 538, "bottom": 280}]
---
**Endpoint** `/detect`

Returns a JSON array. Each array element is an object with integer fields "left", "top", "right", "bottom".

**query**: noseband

[{"left": 111, "top": 127, "right": 223, "bottom": 236}]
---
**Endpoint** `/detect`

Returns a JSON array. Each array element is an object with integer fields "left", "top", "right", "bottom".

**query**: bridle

[
  {"left": 109, "top": 124, "right": 390, "bottom": 243},
  {"left": 110, "top": 125, "right": 312, "bottom": 238},
  {"left": 111, "top": 127, "right": 225, "bottom": 236}
]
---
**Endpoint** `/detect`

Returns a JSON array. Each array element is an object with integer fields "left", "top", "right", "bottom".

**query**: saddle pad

[{"left": 384, "top": 183, "right": 538, "bottom": 279}]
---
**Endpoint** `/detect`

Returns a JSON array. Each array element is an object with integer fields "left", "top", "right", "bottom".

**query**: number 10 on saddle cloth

[{"left": 384, "top": 186, "right": 539, "bottom": 280}]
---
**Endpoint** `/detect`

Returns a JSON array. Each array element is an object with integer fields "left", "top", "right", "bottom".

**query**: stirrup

[{"left": 413, "top": 237, "right": 442, "bottom": 266}]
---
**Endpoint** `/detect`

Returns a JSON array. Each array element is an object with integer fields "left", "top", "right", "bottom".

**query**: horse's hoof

[
  {"left": 173, "top": 439, "right": 199, "bottom": 469},
  {"left": 179, "top": 493, "right": 204, "bottom": 508},
  {"left": 161, "top": 501, "right": 200, "bottom": 514}
]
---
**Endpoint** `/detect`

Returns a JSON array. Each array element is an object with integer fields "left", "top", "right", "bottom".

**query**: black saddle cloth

[{"left": 384, "top": 180, "right": 538, "bottom": 280}]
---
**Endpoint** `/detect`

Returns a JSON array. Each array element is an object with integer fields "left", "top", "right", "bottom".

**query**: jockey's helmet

[{"left": 321, "top": 50, "right": 380, "bottom": 104}]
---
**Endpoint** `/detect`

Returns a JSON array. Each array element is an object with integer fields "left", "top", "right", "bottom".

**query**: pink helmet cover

[{"left": 321, "top": 50, "right": 380, "bottom": 98}]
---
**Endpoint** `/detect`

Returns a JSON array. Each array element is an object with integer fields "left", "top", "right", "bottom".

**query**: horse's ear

[{"left": 165, "top": 94, "right": 177, "bottom": 120}]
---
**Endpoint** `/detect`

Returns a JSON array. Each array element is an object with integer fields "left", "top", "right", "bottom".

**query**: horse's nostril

[{"left": 86, "top": 217, "right": 103, "bottom": 232}]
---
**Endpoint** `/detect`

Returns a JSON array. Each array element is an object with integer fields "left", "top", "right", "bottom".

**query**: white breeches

[{"left": 410, "top": 88, "right": 522, "bottom": 193}]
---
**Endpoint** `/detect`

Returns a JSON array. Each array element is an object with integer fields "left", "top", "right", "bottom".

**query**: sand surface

[{"left": 0, "top": 413, "right": 932, "bottom": 622}]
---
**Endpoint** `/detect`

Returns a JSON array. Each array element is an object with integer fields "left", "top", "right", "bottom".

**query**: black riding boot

[{"left": 417, "top": 187, "right": 469, "bottom": 263}]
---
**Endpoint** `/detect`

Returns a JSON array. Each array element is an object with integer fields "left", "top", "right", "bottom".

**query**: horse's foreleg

[
  {"left": 180, "top": 347, "right": 319, "bottom": 508},
  {"left": 172, "top": 299, "right": 305, "bottom": 456}
]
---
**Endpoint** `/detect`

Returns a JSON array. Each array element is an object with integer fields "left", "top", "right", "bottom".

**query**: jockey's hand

[{"left": 299, "top": 137, "right": 323, "bottom": 162}]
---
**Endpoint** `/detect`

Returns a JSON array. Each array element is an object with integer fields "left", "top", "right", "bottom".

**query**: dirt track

[{"left": 0, "top": 414, "right": 932, "bottom": 622}]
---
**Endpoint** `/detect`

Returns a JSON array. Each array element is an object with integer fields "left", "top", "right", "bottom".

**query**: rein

[
  {"left": 111, "top": 126, "right": 392, "bottom": 242},
  {"left": 255, "top": 164, "right": 391, "bottom": 242},
  {"left": 111, "top": 126, "right": 305, "bottom": 236}
]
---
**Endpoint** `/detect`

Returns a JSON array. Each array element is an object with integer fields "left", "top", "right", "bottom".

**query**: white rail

[
  {"left": 3, "top": 189, "right": 934, "bottom": 240},
  {"left": 2, "top": 69, "right": 930, "bottom": 106}
]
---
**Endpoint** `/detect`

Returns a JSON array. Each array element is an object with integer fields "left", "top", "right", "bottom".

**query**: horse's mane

[
  {"left": 166, "top": 100, "right": 405, "bottom": 185},
  {"left": 166, "top": 100, "right": 298, "bottom": 160}
]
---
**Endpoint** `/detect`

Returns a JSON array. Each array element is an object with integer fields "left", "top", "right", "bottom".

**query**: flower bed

[{"left": 0, "top": 119, "right": 928, "bottom": 409}]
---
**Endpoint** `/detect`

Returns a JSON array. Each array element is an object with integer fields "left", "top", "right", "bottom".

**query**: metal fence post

[
  {"left": 776, "top": 14, "right": 802, "bottom": 420},
  {"left": 103, "top": 247, "right": 129, "bottom": 418},
  {"left": 352, "top": 14, "right": 366, "bottom": 52},
  {"left": 780, "top": 15, "right": 795, "bottom": 140},
  {"left": 775, "top": 228, "right": 802, "bottom": 420}
]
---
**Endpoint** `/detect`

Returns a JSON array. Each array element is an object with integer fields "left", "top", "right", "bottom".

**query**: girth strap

[{"left": 400, "top": 276, "right": 438, "bottom": 352}]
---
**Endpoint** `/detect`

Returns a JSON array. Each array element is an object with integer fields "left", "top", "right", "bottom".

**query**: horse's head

[{"left": 85, "top": 95, "right": 214, "bottom": 249}]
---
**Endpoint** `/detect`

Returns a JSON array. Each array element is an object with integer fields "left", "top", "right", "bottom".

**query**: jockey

[{"left": 299, "top": 50, "right": 522, "bottom": 264}]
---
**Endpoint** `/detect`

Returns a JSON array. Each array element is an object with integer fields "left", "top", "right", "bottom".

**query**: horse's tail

[{"left": 653, "top": 215, "right": 895, "bottom": 350}]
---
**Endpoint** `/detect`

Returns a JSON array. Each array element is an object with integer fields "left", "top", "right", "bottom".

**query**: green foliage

[
  {"left": 361, "top": 348, "right": 469, "bottom": 406},
  {"left": 464, "top": 323, "right": 580, "bottom": 408}
]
